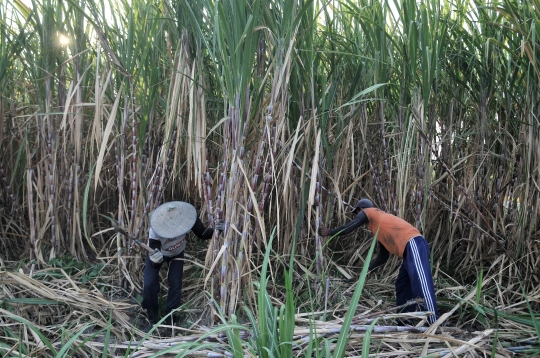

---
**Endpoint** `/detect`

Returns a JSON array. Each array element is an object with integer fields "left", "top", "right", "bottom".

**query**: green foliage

[
  {"left": 47, "top": 255, "right": 84, "bottom": 272},
  {"left": 225, "top": 314, "right": 244, "bottom": 358},
  {"left": 252, "top": 227, "right": 286, "bottom": 358},
  {"left": 81, "top": 262, "right": 105, "bottom": 283},
  {"left": 332, "top": 234, "right": 378, "bottom": 358},
  {"left": 1, "top": 315, "right": 58, "bottom": 356},
  {"left": 102, "top": 310, "right": 113, "bottom": 358},
  {"left": 212, "top": 226, "right": 298, "bottom": 357}
]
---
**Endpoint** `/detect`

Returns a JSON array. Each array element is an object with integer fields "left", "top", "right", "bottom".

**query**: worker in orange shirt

[{"left": 319, "top": 198, "right": 439, "bottom": 325}]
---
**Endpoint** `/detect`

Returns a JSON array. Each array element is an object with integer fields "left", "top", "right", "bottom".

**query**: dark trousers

[
  {"left": 395, "top": 236, "right": 439, "bottom": 325},
  {"left": 141, "top": 250, "right": 184, "bottom": 319}
]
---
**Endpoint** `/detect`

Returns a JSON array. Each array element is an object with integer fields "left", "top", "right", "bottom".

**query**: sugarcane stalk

[
  {"left": 116, "top": 97, "right": 129, "bottom": 288},
  {"left": 362, "top": 104, "right": 387, "bottom": 212},
  {"left": 0, "top": 158, "right": 18, "bottom": 219},
  {"left": 119, "top": 82, "right": 139, "bottom": 290},
  {"left": 45, "top": 130, "right": 58, "bottom": 259},
  {"left": 220, "top": 96, "right": 243, "bottom": 316},
  {"left": 155, "top": 129, "right": 177, "bottom": 207},
  {"left": 26, "top": 169, "right": 38, "bottom": 262},
  {"left": 128, "top": 81, "right": 138, "bottom": 235},
  {"left": 232, "top": 117, "right": 250, "bottom": 314},
  {"left": 65, "top": 151, "right": 74, "bottom": 251},
  {"left": 232, "top": 85, "right": 258, "bottom": 315},
  {"left": 251, "top": 105, "right": 278, "bottom": 260},
  {"left": 212, "top": 144, "right": 227, "bottom": 313},
  {"left": 415, "top": 136, "right": 425, "bottom": 231},
  {"left": 131, "top": 125, "right": 155, "bottom": 241},
  {"left": 492, "top": 149, "right": 504, "bottom": 229},
  {"left": 133, "top": 165, "right": 161, "bottom": 241},
  {"left": 201, "top": 149, "right": 216, "bottom": 232},
  {"left": 314, "top": 167, "right": 324, "bottom": 282},
  {"left": 215, "top": 101, "right": 233, "bottom": 316},
  {"left": 248, "top": 127, "right": 265, "bottom": 254},
  {"left": 380, "top": 105, "right": 396, "bottom": 213}
]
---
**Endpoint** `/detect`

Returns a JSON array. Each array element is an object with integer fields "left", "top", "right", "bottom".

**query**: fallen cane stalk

[{"left": 439, "top": 329, "right": 494, "bottom": 358}]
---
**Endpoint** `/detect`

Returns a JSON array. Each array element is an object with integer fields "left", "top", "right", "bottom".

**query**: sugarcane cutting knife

[{"left": 108, "top": 217, "right": 154, "bottom": 253}]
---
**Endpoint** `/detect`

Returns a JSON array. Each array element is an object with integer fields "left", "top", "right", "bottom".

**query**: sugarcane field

[{"left": 1, "top": 0, "right": 540, "bottom": 356}]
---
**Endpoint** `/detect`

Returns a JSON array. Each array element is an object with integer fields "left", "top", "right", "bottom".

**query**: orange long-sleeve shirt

[
  {"left": 329, "top": 208, "right": 421, "bottom": 258},
  {"left": 363, "top": 208, "right": 421, "bottom": 257}
]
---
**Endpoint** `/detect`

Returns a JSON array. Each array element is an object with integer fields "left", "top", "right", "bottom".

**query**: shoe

[
  {"left": 161, "top": 311, "right": 178, "bottom": 337},
  {"left": 142, "top": 322, "right": 156, "bottom": 333},
  {"left": 163, "top": 309, "right": 175, "bottom": 326},
  {"left": 396, "top": 318, "right": 413, "bottom": 326},
  {"left": 142, "top": 307, "right": 159, "bottom": 333}
]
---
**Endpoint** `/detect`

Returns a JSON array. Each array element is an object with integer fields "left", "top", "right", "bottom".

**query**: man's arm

[
  {"left": 329, "top": 211, "right": 369, "bottom": 236},
  {"left": 191, "top": 217, "right": 214, "bottom": 239},
  {"left": 368, "top": 242, "right": 389, "bottom": 272}
]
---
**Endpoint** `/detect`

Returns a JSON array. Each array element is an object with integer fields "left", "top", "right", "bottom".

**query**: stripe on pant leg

[
  {"left": 409, "top": 239, "right": 434, "bottom": 310},
  {"left": 409, "top": 239, "right": 436, "bottom": 323},
  {"left": 409, "top": 239, "right": 436, "bottom": 316},
  {"left": 409, "top": 241, "right": 436, "bottom": 324},
  {"left": 410, "top": 240, "right": 436, "bottom": 324}
]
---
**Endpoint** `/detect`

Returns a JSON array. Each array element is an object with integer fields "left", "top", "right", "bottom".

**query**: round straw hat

[{"left": 150, "top": 201, "right": 197, "bottom": 239}]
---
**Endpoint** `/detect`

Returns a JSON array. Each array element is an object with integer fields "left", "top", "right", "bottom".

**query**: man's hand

[
  {"left": 318, "top": 226, "right": 331, "bottom": 237},
  {"left": 214, "top": 220, "right": 225, "bottom": 231},
  {"left": 149, "top": 249, "right": 163, "bottom": 264}
]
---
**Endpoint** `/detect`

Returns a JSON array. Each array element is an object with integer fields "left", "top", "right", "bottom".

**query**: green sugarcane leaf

[
  {"left": 5, "top": 298, "right": 60, "bottom": 305},
  {"left": 333, "top": 231, "right": 379, "bottom": 358}
]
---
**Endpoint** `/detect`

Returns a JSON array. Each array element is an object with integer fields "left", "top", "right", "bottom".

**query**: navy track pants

[
  {"left": 141, "top": 250, "right": 185, "bottom": 316},
  {"left": 396, "top": 236, "right": 439, "bottom": 324}
]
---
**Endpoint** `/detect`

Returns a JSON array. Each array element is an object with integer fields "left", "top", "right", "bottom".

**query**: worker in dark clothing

[
  {"left": 142, "top": 201, "right": 223, "bottom": 332},
  {"left": 318, "top": 198, "right": 439, "bottom": 325}
]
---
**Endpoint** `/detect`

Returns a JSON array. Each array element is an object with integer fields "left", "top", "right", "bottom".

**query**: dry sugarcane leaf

[
  {"left": 282, "top": 116, "right": 303, "bottom": 200},
  {"left": 329, "top": 259, "right": 353, "bottom": 280},
  {"left": 236, "top": 156, "right": 266, "bottom": 245},
  {"left": 440, "top": 329, "right": 494, "bottom": 358},
  {"left": 204, "top": 244, "right": 227, "bottom": 287},
  {"left": 94, "top": 82, "right": 124, "bottom": 191},
  {"left": 307, "top": 128, "right": 321, "bottom": 208}
]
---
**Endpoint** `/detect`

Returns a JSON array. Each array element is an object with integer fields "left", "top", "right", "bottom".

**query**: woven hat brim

[{"left": 150, "top": 201, "right": 197, "bottom": 238}]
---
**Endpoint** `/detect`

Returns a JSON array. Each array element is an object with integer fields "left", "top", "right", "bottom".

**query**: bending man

[
  {"left": 142, "top": 201, "right": 223, "bottom": 332},
  {"left": 319, "top": 198, "right": 439, "bottom": 325}
]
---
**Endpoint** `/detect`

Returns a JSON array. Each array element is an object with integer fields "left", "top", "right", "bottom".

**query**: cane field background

[{"left": 1, "top": 0, "right": 539, "bottom": 356}]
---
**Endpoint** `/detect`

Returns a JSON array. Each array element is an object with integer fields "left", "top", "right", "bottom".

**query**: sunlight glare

[{"left": 58, "top": 33, "right": 70, "bottom": 46}]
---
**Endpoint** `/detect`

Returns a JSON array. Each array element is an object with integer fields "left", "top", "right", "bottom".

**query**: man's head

[{"left": 352, "top": 198, "right": 374, "bottom": 214}]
